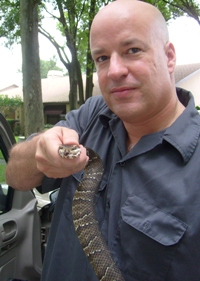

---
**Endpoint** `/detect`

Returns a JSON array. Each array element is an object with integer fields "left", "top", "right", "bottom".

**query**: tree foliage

[
  {"left": 20, "top": 0, "right": 44, "bottom": 136},
  {"left": 0, "top": 0, "right": 20, "bottom": 45},
  {"left": 164, "top": 0, "right": 200, "bottom": 24},
  {"left": 40, "top": 56, "right": 63, "bottom": 78},
  {"left": 143, "top": 0, "right": 200, "bottom": 23},
  {"left": 39, "top": 0, "right": 111, "bottom": 109},
  {"left": 0, "top": 95, "right": 22, "bottom": 118},
  {"left": 17, "top": 57, "right": 63, "bottom": 78}
]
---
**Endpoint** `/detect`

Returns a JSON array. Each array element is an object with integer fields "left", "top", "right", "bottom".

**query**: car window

[
  {"left": 0, "top": 147, "right": 13, "bottom": 215},
  {"left": 0, "top": 148, "right": 7, "bottom": 211},
  {"left": 0, "top": 113, "right": 16, "bottom": 215},
  {"left": 0, "top": 185, "right": 8, "bottom": 214}
]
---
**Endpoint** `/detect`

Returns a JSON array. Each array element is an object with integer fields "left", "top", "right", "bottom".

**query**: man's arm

[
  {"left": 5, "top": 126, "right": 89, "bottom": 191},
  {"left": 6, "top": 134, "right": 43, "bottom": 190}
]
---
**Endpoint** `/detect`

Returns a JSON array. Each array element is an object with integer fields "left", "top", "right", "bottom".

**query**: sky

[{"left": 0, "top": 14, "right": 200, "bottom": 89}]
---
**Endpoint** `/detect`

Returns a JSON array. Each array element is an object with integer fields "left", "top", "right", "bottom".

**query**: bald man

[{"left": 6, "top": 1, "right": 200, "bottom": 280}]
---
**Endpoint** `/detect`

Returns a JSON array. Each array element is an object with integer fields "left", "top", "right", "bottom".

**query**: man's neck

[{"left": 124, "top": 98, "right": 185, "bottom": 149}]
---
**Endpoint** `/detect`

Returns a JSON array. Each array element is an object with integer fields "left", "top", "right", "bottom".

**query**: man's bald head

[{"left": 90, "top": 0, "right": 169, "bottom": 46}]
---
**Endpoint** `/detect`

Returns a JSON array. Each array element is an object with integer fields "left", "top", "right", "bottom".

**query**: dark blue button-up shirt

[{"left": 41, "top": 88, "right": 200, "bottom": 281}]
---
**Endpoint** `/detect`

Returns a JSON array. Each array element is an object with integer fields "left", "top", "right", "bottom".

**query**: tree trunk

[
  {"left": 85, "top": 0, "right": 96, "bottom": 100},
  {"left": 68, "top": 50, "right": 78, "bottom": 110},
  {"left": 76, "top": 57, "right": 84, "bottom": 106},
  {"left": 20, "top": 0, "right": 44, "bottom": 137},
  {"left": 85, "top": 45, "right": 94, "bottom": 100}
]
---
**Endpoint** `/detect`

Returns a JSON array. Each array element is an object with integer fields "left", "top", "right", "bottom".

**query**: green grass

[
  {"left": 0, "top": 136, "right": 19, "bottom": 183},
  {"left": 0, "top": 148, "right": 6, "bottom": 182},
  {"left": 0, "top": 164, "right": 6, "bottom": 183}
]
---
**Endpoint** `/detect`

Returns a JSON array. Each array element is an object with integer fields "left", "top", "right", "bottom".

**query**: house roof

[
  {"left": 176, "top": 68, "right": 200, "bottom": 105},
  {"left": 174, "top": 63, "right": 200, "bottom": 83},
  {"left": 0, "top": 73, "right": 102, "bottom": 103},
  {"left": 41, "top": 76, "right": 70, "bottom": 102},
  {"left": 0, "top": 63, "right": 199, "bottom": 104},
  {"left": 0, "top": 84, "right": 19, "bottom": 93}
]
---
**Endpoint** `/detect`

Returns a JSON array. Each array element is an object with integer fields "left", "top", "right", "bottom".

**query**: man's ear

[{"left": 166, "top": 42, "right": 176, "bottom": 74}]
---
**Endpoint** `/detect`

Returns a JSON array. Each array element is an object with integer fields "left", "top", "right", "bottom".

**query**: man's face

[{"left": 90, "top": 8, "right": 176, "bottom": 125}]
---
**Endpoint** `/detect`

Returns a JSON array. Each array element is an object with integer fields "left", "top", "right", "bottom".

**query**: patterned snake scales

[{"left": 58, "top": 144, "right": 124, "bottom": 281}]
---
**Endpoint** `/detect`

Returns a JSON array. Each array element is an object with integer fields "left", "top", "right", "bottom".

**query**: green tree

[
  {"left": 40, "top": 56, "right": 63, "bottom": 78},
  {"left": 164, "top": 0, "right": 200, "bottom": 24},
  {"left": 39, "top": 0, "right": 110, "bottom": 109},
  {"left": 143, "top": 0, "right": 200, "bottom": 24},
  {"left": 0, "top": 0, "right": 20, "bottom": 45},
  {"left": 20, "top": 0, "right": 44, "bottom": 136},
  {"left": 17, "top": 57, "right": 64, "bottom": 79},
  {"left": 0, "top": 95, "right": 22, "bottom": 118}
]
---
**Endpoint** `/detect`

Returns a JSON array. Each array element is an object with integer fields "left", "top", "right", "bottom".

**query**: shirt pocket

[{"left": 112, "top": 195, "right": 187, "bottom": 281}]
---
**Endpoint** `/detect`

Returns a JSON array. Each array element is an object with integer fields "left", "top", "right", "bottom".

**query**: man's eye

[
  {"left": 96, "top": 55, "right": 108, "bottom": 62},
  {"left": 128, "top": 48, "right": 140, "bottom": 54}
]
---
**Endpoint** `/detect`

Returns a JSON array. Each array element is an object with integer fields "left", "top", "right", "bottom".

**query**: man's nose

[{"left": 107, "top": 54, "right": 128, "bottom": 80}]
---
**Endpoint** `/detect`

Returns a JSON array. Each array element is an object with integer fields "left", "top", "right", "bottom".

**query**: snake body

[{"left": 58, "top": 145, "right": 124, "bottom": 281}]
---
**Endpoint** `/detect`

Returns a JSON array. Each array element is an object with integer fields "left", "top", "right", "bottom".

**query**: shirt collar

[
  {"left": 163, "top": 88, "right": 200, "bottom": 164},
  {"left": 99, "top": 88, "right": 200, "bottom": 163},
  {"left": 99, "top": 108, "right": 114, "bottom": 127}
]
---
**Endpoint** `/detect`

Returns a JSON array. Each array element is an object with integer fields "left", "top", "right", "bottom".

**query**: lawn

[
  {"left": 0, "top": 164, "right": 6, "bottom": 183},
  {"left": 0, "top": 136, "right": 18, "bottom": 183},
  {"left": 0, "top": 152, "right": 6, "bottom": 183}
]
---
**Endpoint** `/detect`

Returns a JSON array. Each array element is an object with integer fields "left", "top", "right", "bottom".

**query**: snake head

[{"left": 58, "top": 144, "right": 81, "bottom": 159}]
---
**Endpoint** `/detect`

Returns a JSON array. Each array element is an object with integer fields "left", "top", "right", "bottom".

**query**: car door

[{"left": 0, "top": 113, "right": 42, "bottom": 281}]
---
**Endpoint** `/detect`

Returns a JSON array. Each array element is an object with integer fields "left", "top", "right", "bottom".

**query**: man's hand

[
  {"left": 35, "top": 126, "right": 89, "bottom": 178},
  {"left": 6, "top": 126, "right": 89, "bottom": 190}
]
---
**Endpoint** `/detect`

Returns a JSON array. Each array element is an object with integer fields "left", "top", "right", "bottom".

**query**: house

[
  {"left": 0, "top": 84, "right": 19, "bottom": 93},
  {"left": 0, "top": 63, "right": 200, "bottom": 133},
  {"left": 176, "top": 68, "right": 200, "bottom": 105},
  {"left": 174, "top": 63, "right": 200, "bottom": 83}
]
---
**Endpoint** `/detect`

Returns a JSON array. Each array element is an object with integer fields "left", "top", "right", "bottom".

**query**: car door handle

[
  {"left": 1, "top": 229, "right": 16, "bottom": 242},
  {"left": 1, "top": 220, "right": 17, "bottom": 242}
]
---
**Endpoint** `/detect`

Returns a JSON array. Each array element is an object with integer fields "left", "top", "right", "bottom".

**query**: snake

[{"left": 58, "top": 144, "right": 125, "bottom": 281}]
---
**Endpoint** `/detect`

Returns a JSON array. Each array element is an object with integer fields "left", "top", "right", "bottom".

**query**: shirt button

[
  {"left": 106, "top": 201, "right": 110, "bottom": 208},
  {"left": 120, "top": 162, "right": 126, "bottom": 167}
]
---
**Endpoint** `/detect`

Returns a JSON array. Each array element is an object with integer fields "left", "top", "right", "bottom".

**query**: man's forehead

[{"left": 91, "top": 38, "right": 146, "bottom": 53}]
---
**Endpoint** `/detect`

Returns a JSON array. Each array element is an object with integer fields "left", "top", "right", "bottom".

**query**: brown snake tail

[{"left": 58, "top": 145, "right": 124, "bottom": 280}]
